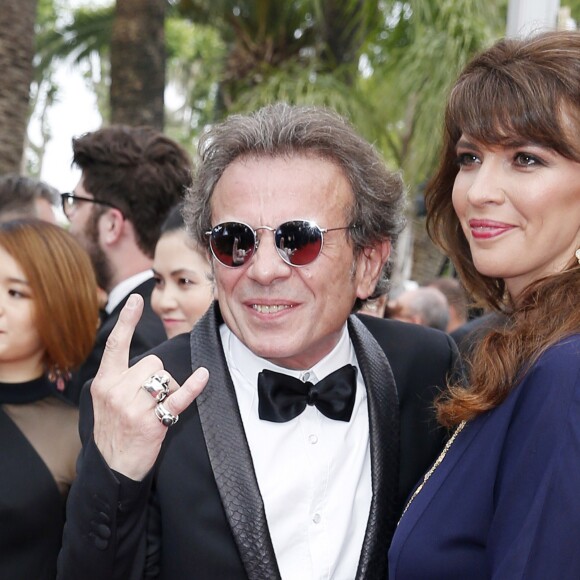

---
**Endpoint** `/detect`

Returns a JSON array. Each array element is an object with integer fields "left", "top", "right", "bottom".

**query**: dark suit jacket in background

[
  {"left": 64, "top": 278, "right": 167, "bottom": 405},
  {"left": 450, "top": 311, "right": 505, "bottom": 361},
  {"left": 58, "top": 305, "right": 458, "bottom": 580}
]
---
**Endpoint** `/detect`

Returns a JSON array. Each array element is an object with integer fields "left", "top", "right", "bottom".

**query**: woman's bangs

[{"left": 448, "top": 71, "right": 564, "bottom": 150}]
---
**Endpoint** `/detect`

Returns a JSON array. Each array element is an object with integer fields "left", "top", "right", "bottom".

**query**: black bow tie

[{"left": 257, "top": 364, "right": 357, "bottom": 423}]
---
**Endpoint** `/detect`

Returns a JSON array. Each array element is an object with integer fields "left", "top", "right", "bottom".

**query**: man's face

[
  {"left": 210, "top": 155, "right": 386, "bottom": 370},
  {"left": 67, "top": 176, "right": 113, "bottom": 291}
]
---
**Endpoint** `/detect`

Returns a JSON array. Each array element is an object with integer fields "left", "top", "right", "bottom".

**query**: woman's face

[
  {"left": 452, "top": 135, "right": 580, "bottom": 298},
  {"left": 0, "top": 246, "right": 45, "bottom": 381},
  {"left": 151, "top": 231, "right": 214, "bottom": 338}
]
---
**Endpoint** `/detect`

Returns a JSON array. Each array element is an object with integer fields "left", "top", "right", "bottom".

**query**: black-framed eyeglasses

[
  {"left": 60, "top": 193, "right": 122, "bottom": 220},
  {"left": 205, "top": 220, "right": 354, "bottom": 268}
]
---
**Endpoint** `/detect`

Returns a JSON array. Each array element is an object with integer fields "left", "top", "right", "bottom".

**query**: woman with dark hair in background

[
  {"left": 151, "top": 204, "right": 214, "bottom": 338},
  {"left": 0, "top": 219, "right": 99, "bottom": 579},
  {"left": 389, "top": 31, "right": 580, "bottom": 578}
]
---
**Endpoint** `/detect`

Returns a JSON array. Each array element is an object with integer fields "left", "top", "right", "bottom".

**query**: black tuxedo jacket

[
  {"left": 65, "top": 278, "right": 167, "bottom": 404},
  {"left": 58, "top": 305, "right": 458, "bottom": 580}
]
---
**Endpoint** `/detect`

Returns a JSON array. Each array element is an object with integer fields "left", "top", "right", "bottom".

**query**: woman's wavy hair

[
  {"left": 0, "top": 219, "right": 99, "bottom": 380},
  {"left": 425, "top": 31, "right": 580, "bottom": 427},
  {"left": 183, "top": 102, "right": 406, "bottom": 311}
]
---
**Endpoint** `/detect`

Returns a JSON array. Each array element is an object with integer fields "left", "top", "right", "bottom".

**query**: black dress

[{"left": 0, "top": 377, "right": 80, "bottom": 579}]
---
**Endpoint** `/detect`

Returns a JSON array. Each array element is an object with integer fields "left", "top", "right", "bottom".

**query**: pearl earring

[{"left": 576, "top": 248, "right": 580, "bottom": 265}]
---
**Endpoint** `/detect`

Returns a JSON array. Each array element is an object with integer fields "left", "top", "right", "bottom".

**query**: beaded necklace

[{"left": 400, "top": 420, "right": 467, "bottom": 520}]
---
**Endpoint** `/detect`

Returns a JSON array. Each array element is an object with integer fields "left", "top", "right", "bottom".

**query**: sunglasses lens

[
  {"left": 276, "top": 221, "right": 323, "bottom": 266},
  {"left": 210, "top": 222, "right": 256, "bottom": 267}
]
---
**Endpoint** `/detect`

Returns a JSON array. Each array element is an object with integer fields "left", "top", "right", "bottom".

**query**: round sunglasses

[{"left": 206, "top": 220, "right": 354, "bottom": 268}]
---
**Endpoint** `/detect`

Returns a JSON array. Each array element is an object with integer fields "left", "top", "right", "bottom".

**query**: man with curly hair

[{"left": 63, "top": 125, "right": 192, "bottom": 403}]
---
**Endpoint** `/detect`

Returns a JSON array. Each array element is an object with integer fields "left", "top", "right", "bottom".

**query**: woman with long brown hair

[
  {"left": 0, "top": 219, "right": 99, "bottom": 579},
  {"left": 389, "top": 31, "right": 580, "bottom": 577}
]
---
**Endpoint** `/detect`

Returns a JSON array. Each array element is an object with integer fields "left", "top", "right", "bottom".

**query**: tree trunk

[
  {"left": 0, "top": 0, "right": 37, "bottom": 174},
  {"left": 110, "top": 0, "right": 165, "bottom": 129},
  {"left": 319, "top": 0, "right": 378, "bottom": 72}
]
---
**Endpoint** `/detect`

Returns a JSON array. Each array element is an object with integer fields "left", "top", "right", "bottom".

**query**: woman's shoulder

[
  {"left": 533, "top": 333, "right": 580, "bottom": 374},
  {"left": 512, "top": 333, "right": 580, "bottom": 415}
]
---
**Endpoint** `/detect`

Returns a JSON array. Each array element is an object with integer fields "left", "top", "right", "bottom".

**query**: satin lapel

[
  {"left": 190, "top": 304, "right": 281, "bottom": 580},
  {"left": 348, "top": 315, "right": 400, "bottom": 580}
]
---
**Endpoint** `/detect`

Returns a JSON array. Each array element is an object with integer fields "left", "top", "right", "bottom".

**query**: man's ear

[
  {"left": 100, "top": 208, "right": 125, "bottom": 245},
  {"left": 355, "top": 239, "right": 391, "bottom": 299}
]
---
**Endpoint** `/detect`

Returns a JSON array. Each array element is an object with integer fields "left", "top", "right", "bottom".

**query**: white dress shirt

[
  {"left": 220, "top": 323, "right": 372, "bottom": 580},
  {"left": 105, "top": 270, "right": 154, "bottom": 314}
]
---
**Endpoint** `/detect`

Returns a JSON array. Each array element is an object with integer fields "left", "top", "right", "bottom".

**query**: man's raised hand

[{"left": 91, "top": 294, "right": 208, "bottom": 480}]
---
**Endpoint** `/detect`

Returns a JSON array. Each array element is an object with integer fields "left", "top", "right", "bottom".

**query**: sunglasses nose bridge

[{"left": 253, "top": 225, "right": 276, "bottom": 254}]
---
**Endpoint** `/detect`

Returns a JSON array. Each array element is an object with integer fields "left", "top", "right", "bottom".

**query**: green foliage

[
  {"left": 31, "top": 0, "right": 510, "bottom": 185},
  {"left": 26, "top": 0, "right": 63, "bottom": 176},
  {"left": 359, "top": 0, "right": 506, "bottom": 185},
  {"left": 164, "top": 17, "right": 226, "bottom": 149},
  {"left": 35, "top": 5, "right": 114, "bottom": 76},
  {"left": 36, "top": 0, "right": 58, "bottom": 33},
  {"left": 225, "top": 61, "right": 369, "bottom": 122},
  {"left": 562, "top": 0, "right": 580, "bottom": 21}
]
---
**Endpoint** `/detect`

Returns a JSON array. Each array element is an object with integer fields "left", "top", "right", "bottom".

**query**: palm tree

[
  {"left": 367, "top": 0, "right": 506, "bottom": 186},
  {"left": 175, "top": 0, "right": 381, "bottom": 118},
  {"left": 110, "top": 0, "right": 166, "bottom": 128},
  {"left": 0, "top": 0, "right": 38, "bottom": 174},
  {"left": 35, "top": 3, "right": 113, "bottom": 122},
  {"left": 26, "top": 0, "right": 64, "bottom": 176},
  {"left": 36, "top": 0, "right": 166, "bottom": 129},
  {"left": 173, "top": 1, "right": 505, "bottom": 182}
]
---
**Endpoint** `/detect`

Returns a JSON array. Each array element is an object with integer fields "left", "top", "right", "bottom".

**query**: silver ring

[
  {"left": 154, "top": 401, "right": 179, "bottom": 427},
  {"left": 142, "top": 372, "right": 170, "bottom": 402}
]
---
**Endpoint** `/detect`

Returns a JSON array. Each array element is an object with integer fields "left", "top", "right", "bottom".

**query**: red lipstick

[{"left": 468, "top": 219, "right": 514, "bottom": 240}]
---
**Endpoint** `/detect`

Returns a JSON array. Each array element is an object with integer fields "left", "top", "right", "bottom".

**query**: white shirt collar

[{"left": 105, "top": 270, "right": 154, "bottom": 314}]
